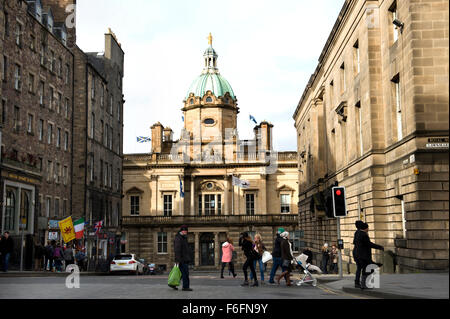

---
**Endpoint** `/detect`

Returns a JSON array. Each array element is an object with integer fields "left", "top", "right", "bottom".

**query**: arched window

[
  {"left": 190, "top": 99, "right": 194, "bottom": 105},
  {"left": 5, "top": 189, "right": 16, "bottom": 231},
  {"left": 20, "top": 190, "right": 31, "bottom": 230},
  {"left": 206, "top": 97, "right": 213, "bottom": 103}
]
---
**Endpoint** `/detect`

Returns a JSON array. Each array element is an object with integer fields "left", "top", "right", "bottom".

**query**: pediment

[{"left": 126, "top": 187, "right": 144, "bottom": 194}]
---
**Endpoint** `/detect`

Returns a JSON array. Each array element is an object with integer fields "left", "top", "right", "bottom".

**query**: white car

[{"left": 110, "top": 254, "right": 145, "bottom": 275}]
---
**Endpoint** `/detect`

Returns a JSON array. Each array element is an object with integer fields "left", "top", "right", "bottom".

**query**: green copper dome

[
  {"left": 185, "top": 40, "right": 235, "bottom": 100},
  {"left": 186, "top": 73, "right": 235, "bottom": 100}
]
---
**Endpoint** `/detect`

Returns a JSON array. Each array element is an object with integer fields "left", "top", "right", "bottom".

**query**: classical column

[
  {"left": 224, "top": 175, "right": 229, "bottom": 215},
  {"left": 179, "top": 175, "right": 184, "bottom": 216},
  {"left": 190, "top": 176, "right": 195, "bottom": 216},
  {"left": 260, "top": 174, "right": 267, "bottom": 214},
  {"left": 214, "top": 232, "right": 219, "bottom": 267},
  {"left": 194, "top": 232, "right": 200, "bottom": 267},
  {"left": 151, "top": 175, "right": 158, "bottom": 215}
]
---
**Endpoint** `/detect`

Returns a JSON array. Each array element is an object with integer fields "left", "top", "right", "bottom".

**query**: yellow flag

[{"left": 59, "top": 217, "right": 76, "bottom": 243}]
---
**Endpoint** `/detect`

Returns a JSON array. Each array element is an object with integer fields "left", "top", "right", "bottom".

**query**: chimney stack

[{"left": 151, "top": 122, "right": 164, "bottom": 154}]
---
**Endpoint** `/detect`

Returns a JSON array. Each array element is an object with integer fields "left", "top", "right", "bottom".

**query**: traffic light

[{"left": 332, "top": 186, "right": 347, "bottom": 217}]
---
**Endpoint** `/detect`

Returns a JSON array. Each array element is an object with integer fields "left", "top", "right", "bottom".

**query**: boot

[
  {"left": 252, "top": 280, "right": 259, "bottom": 287},
  {"left": 277, "top": 271, "right": 287, "bottom": 285},
  {"left": 286, "top": 273, "right": 292, "bottom": 286},
  {"left": 241, "top": 280, "right": 249, "bottom": 287}
]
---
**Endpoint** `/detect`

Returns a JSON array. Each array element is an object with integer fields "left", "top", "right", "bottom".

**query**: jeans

[
  {"left": 179, "top": 263, "right": 190, "bottom": 289},
  {"left": 250, "top": 258, "right": 265, "bottom": 281},
  {"left": 54, "top": 259, "right": 63, "bottom": 272},
  {"left": 2, "top": 253, "right": 10, "bottom": 272},
  {"left": 243, "top": 258, "right": 257, "bottom": 282},
  {"left": 331, "top": 263, "right": 338, "bottom": 274},
  {"left": 269, "top": 257, "right": 282, "bottom": 283}
]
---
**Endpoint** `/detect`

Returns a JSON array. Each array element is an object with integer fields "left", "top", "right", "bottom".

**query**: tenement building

[
  {"left": 122, "top": 38, "right": 299, "bottom": 270},
  {"left": 0, "top": 0, "right": 74, "bottom": 269},
  {"left": 0, "top": 0, "right": 124, "bottom": 270},
  {"left": 72, "top": 29, "right": 124, "bottom": 260},
  {"left": 293, "top": 0, "right": 448, "bottom": 272}
]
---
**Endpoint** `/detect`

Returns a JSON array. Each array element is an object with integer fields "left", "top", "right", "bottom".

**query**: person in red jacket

[{"left": 221, "top": 237, "right": 237, "bottom": 278}]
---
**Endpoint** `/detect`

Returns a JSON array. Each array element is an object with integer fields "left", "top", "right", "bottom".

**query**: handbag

[
  {"left": 168, "top": 263, "right": 182, "bottom": 287},
  {"left": 262, "top": 251, "right": 272, "bottom": 263}
]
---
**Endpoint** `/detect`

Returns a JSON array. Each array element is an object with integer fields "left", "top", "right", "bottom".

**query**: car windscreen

[{"left": 114, "top": 255, "right": 133, "bottom": 260}]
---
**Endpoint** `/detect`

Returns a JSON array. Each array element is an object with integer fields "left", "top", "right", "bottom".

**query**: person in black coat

[
  {"left": 268, "top": 227, "right": 285, "bottom": 284},
  {"left": 239, "top": 232, "right": 258, "bottom": 287},
  {"left": 353, "top": 221, "right": 384, "bottom": 289},
  {"left": 173, "top": 225, "right": 193, "bottom": 291},
  {"left": 0, "top": 232, "right": 14, "bottom": 272}
]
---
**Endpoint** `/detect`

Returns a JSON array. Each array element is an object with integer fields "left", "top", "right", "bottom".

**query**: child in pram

[{"left": 293, "top": 253, "right": 322, "bottom": 287}]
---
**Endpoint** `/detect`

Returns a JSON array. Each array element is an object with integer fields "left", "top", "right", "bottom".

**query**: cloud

[{"left": 76, "top": 0, "right": 345, "bottom": 154}]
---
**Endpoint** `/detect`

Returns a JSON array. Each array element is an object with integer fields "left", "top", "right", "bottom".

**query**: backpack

[{"left": 54, "top": 247, "right": 61, "bottom": 258}]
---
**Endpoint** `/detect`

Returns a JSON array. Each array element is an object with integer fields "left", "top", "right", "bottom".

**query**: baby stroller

[{"left": 293, "top": 254, "right": 322, "bottom": 287}]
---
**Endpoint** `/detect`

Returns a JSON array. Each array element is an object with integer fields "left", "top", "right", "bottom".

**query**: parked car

[{"left": 110, "top": 254, "right": 145, "bottom": 275}]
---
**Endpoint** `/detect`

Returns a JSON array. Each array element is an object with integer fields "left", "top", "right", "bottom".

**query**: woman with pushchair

[{"left": 275, "top": 231, "right": 294, "bottom": 286}]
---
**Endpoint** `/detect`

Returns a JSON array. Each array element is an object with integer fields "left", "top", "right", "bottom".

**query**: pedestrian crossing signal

[{"left": 332, "top": 186, "right": 347, "bottom": 217}]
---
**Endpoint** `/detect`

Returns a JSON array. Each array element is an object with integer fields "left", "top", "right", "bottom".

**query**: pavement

[{"left": 0, "top": 270, "right": 448, "bottom": 299}]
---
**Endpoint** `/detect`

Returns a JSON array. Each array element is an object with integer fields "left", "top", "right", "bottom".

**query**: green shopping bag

[{"left": 168, "top": 263, "right": 182, "bottom": 287}]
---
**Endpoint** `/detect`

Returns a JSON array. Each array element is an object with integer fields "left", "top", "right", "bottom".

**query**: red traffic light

[{"left": 336, "top": 190, "right": 342, "bottom": 196}]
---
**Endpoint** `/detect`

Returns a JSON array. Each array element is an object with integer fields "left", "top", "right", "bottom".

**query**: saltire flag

[
  {"left": 74, "top": 218, "right": 85, "bottom": 239},
  {"left": 58, "top": 217, "right": 76, "bottom": 243},
  {"left": 249, "top": 115, "right": 257, "bottom": 124},
  {"left": 232, "top": 176, "right": 250, "bottom": 189},
  {"left": 137, "top": 136, "right": 151, "bottom": 143},
  {"left": 179, "top": 178, "right": 185, "bottom": 198},
  {"left": 182, "top": 115, "right": 185, "bottom": 122},
  {"left": 94, "top": 220, "right": 103, "bottom": 235}
]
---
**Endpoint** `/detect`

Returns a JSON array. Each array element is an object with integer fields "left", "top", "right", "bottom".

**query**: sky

[{"left": 76, "top": 0, "right": 346, "bottom": 154}]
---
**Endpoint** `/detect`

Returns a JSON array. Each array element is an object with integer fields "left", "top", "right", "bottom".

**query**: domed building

[{"left": 121, "top": 35, "right": 300, "bottom": 271}]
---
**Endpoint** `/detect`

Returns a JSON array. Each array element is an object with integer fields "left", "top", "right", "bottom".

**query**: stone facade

[
  {"left": 0, "top": 0, "right": 74, "bottom": 262},
  {"left": 122, "top": 41, "right": 300, "bottom": 271},
  {"left": 71, "top": 31, "right": 124, "bottom": 260},
  {"left": 293, "top": 0, "right": 449, "bottom": 273}
]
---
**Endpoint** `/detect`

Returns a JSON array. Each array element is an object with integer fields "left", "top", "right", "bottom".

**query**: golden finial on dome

[{"left": 208, "top": 33, "right": 213, "bottom": 46}]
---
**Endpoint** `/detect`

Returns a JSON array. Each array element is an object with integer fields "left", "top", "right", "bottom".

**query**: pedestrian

[
  {"left": 53, "top": 243, "right": 63, "bottom": 272},
  {"left": 0, "top": 232, "right": 14, "bottom": 272},
  {"left": 63, "top": 244, "right": 75, "bottom": 269},
  {"left": 250, "top": 234, "right": 266, "bottom": 284},
  {"left": 173, "top": 225, "right": 193, "bottom": 291},
  {"left": 321, "top": 243, "right": 330, "bottom": 274},
  {"left": 221, "top": 237, "right": 237, "bottom": 278},
  {"left": 275, "top": 231, "right": 293, "bottom": 286},
  {"left": 353, "top": 221, "right": 384, "bottom": 289},
  {"left": 44, "top": 241, "right": 54, "bottom": 271},
  {"left": 239, "top": 232, "right": 258, "bottom": 287},
  {"left": 75, "top": 248, "right": 87, "bottom": 272},
  {"left": 268, "top": 228, "right": 285, "bottom": 284},
  {"left": 330, "top": 244, "right": 339, "bottom": 274},
  {"left": 34, "top": 239, "right": 45, "bottom": 271}
]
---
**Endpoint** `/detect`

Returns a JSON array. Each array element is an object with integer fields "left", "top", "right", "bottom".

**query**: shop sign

[{"left": 48, "top": 232, "right": 59, "bottom": 240}]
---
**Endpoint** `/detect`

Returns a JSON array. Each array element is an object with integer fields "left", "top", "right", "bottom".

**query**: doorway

[{"left": 200, "top": 233, "right": 215, "bottom": 266}]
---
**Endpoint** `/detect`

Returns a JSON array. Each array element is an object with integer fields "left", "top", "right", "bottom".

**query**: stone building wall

[{"left": 293, "top": 0, "right": 448, "bottom": 273}]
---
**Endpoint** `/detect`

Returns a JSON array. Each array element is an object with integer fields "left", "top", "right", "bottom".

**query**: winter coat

[
  {"left": 221, "top": 242, "right": 234, "bottom": 263},
  {"left": 272, "top": 234, "right": 283, "bottom": 258},
  {"left": 45, "top": 245, "right": 54, "bottom": 258},
  {"left": 241, "top": 238, "right": 256, "bottom": 260},
  {"left": 63, "top": 247, "right": 74, "bottom": 261},
  {"left": 0, "top": 236, "right": 13, "bottom": 254},
  {"left": 353, "top": 229, "right": 384, "bottom": 263},
  {"left": 174, "top": 232, "right": 192, "bottom": 264},
  {"left": 280, "top": 238, "right": 293, "bottom": 261},
  {"left": 53, "top": 247, "right": 63, "bottom": 260}
]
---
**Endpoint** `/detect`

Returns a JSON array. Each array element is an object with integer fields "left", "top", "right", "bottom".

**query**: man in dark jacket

[
  {"left": 268, "top": 227, "right": 285, "bottom": 284},
  {"left": 1, "top": 232, "right": 14, "bottom": 272},
  {"left": 353, "top": 221, "right": 384, "bottom": 289},
  {"left": 173, "top": 225, "right": 192, "bottom": 291}
]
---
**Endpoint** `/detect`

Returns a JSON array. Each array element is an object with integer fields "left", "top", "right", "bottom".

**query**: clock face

[{"left": 204, "top": 118, "right": 215, "bottom": 125}]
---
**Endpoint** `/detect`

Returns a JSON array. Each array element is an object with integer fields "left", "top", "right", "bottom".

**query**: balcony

[{"left": 122, "top": 214, "right": 298, "bottom": 227}]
